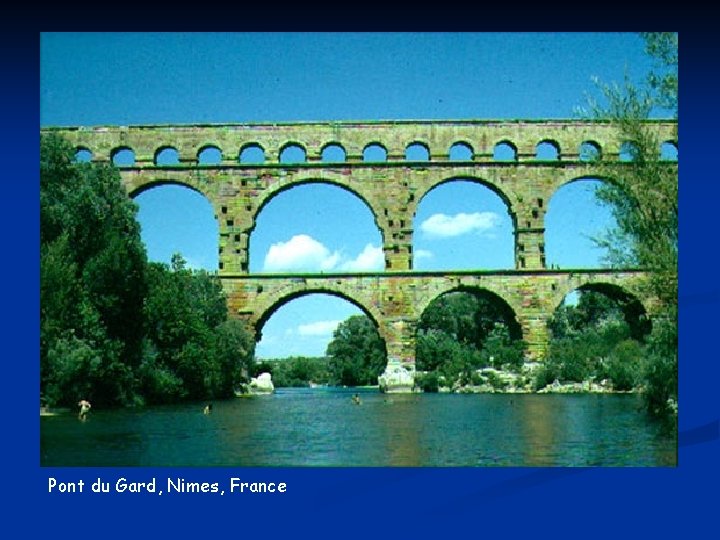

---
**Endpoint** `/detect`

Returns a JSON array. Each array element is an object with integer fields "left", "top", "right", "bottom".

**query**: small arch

[
  {"left": 363, "top": 143, "right": 387, "bottom": 162},
  {"left": 74, "top": 147, "right": 92, "bottom": 163},
  {"left": 279, "top": 143, "right": 307, "bottom": 164},
  {"left": 449, "top": 142, "right": 474, "bottom": 161},
  {"left": 197, "top": 145, "right": 222, "bottom": 165},
  {"left": 405, "top": 142, "right": 430, "bottom": 161},
  {"left": 579, "top": 141, "right": 602, "bottom": 162},
  {"left": 321, "top": 143, "right": 346, "bottom": 163},
  {"left": 155, "top": 146, "right": 180, "bottom": 166},
  {"left": 536, "top": 140, "right": 560, "bottom": 161},
  {"left": 239, "top": 143, "right": 265, "bottom": 165},
  {"left": 619, "top": 141, "right": 638, "bottom": 162},
  {"left": 493, "top": 141, "right": 517, "bottom": 161},
  {"left": 111, "top": 146, "right": 135, "bottom": 167},
  {"left": 660, "top": 141, "right": 678, "bottom": 161}
]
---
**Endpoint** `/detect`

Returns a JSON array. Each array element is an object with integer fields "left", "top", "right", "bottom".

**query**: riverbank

[
  {"left": 425, "top": 366, "right": 638, "bottom": 395},
  {"left": 41, "top": 406, "right": 71, "bottom": 416}
]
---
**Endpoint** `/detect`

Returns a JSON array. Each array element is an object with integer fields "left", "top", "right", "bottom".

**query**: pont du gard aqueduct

[{"left": 42, "top": 119, "right": 677, "bottom": 391}]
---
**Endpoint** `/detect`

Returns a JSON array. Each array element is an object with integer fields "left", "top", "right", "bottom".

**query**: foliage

[
  {"left": 40, "top": 135, "right": 255, "bottom": 408},
  {"left": 41, "top": 134, "right": 147, "bottom": 407},
  {"left": 416, "top": 292, "right": 526, "bottom": 390},
  {"left": 141, "top": 256, "right": 255, "bottom": 403},
  {"left": 262, "top": 357, "right": 332, "bottom": 387},
  {"left": 325, "top": 315, "right": 386, "bottom": 386},
  {"left": 541, "top": 290, "right": 646, "bottom": 391},
  {"left": 584, "top": 32, "right": 678, "bottom": 418},
  {"left": 415, "top": 371, "right": 439, "bottom": 393}
]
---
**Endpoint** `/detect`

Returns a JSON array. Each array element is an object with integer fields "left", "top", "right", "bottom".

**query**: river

[{"left": 40, "top": 388, "right": 676, "bottom": 466}]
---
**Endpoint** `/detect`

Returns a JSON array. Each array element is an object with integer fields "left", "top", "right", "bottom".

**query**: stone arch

[
  {"left": 239, "top": 142, "right": 266, "bottom": 164},
  {"left": 493, "top": 140, "right": 517, "bottom": 161},
  {"left": 536, "top": 139, "right": 561, "bottom": 161},
  {"left": 551, "top": 280, "right": 652, "bottom": 340},
  {"left": 279, "top": 142, "right": 307, "bottom": 164},
  {"left": 410, "top": 174, "right": 517, "bottom": 227},
  {"left": 416, "top": 285, "right": 524, "bottom": 343},
  {"left": 544, "top": 175, "right": 627, "bottom": 269},
  {"left": 125, "top": 178, "right": 218, "bottom": 215},
  {"left": 363, "top": 142, "right": 388, "bottom": 162},
  {"left": 449, "top": 141, "right": 474, "bottom": 160},
  {"left": 130, "top": 180, "right": 221, "bottom": 270},
  {"left": 320, "top": 142, "right": 346, "bottom": 163},
  {"left": 547, "top": 172, "right": 633, "bottom": 206},
  {"left": 154, "top": 146, "right": 180, "bottom": 166},
  {"left": 197, "top": 144, "right": 223, "bottom": 165},
  {"left": 111, "top": 146, "right": 136, "bottom": 167},
  {"left": 660, "top": 140, "right": 678, "bottom": 161},
  {"left": 251, "top": 176, "right": 384, "bottom": 239},
  {"left": 251, "top": 287, "right": 388, "bottom": 344},
  {"left": 405, "top": 141, "right": 430, "bottom": 161},
  {"left": 579, "top": 140, "right": 602, "bottom": 162},
  {"left": 619, "top": 140, "right": 639, "bottom": 162},
  {"left": 74, "top": 146, "right": 93, "bottom": 163}
]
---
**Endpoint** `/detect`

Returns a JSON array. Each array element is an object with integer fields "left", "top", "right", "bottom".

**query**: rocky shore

[{"left": 430, "top": 366, "right": 637, "bottom": 395}]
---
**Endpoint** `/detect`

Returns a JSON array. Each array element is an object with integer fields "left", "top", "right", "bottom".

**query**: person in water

[
  {"left": 352, "top": 393, "right": 361, "bottom": 405},
  {"left": 77, "top": 399, "right": 91, "bottom": 421},
  {"left": 203, "top": 403, "right": 213, "bottom": 414}
]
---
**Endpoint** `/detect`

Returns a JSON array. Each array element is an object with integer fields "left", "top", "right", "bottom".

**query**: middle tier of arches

[{"left": 120, "top": 162, "right": 654, "bottom": 274}]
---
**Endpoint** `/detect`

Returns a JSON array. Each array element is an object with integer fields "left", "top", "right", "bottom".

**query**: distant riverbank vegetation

[{"left": 41, "top": 135, "right": 255, "bottom": 408}]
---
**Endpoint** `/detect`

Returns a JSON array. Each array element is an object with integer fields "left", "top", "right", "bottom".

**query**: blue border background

[{"left": 4, "top": 25, "right": 718, "bottom": 538}]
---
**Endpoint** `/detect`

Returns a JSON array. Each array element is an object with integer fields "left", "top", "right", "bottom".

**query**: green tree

[
  {"left": 141, "top": 255, "right": 254, "bottom": 403},
  {"left": 326, "top": 315, "right": 386, "bottom": 386},
  {"left": 416, "top": 292, "right": 525, "bottom": 389},
  {"left": 41, "top": 134, "right": 147, "bottom": 407},
  {"left": 585, "top": 32, "right": 678, "bottom": 418}
]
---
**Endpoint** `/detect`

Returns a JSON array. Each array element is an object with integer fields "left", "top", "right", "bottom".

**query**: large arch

[
  {"left": 412, "top": 175, "right": 517, "bottom": 217},
  {"left": 544, "top": 175, "right": 627, "bottom": 269},
  {"left": 252, "top": 177, "right": 381, "bottom": 231},
  {"left": 251, "top": 287, "right": 388, "bottom": 345},
  {"left": 551, "top": 280, "right": 652, "bottom": 340},
  {"left": 248, "top": 178, "right": 385, "bottom": 273},
  {"left": 415, "top": 285, "right": 524, "bottom": 341},
  {"left": 133, "top": 181, "right": 220, "bottom": 270},
  {"left": 411, "top": 177, "right": 517, "bottom": 270}
]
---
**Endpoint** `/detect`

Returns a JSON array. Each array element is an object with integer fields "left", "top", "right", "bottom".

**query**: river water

[{"left": 40, "top": 388, "right": 676, "bottom": 467}]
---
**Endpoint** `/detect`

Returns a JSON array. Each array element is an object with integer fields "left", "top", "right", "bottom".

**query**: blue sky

[{"left": 40, "top": 32, "right": 658, "bottom": 358}]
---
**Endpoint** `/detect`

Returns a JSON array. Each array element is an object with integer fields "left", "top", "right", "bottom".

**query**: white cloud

[
  {"left": 297, "top": 320, "right": 342, "bottom": 337},
  {"left": 420, "top": 212, "right": 499, "bottom": 238},
  {"left": 415, "top": 249, "right": 433, "bottom": 260},
  {"left": 340, "top": 243, "right": 384, "bottom": 271},
  {"left": 263, "top": 235, "right": 383, "bottom": 272},
  {"left": 263, "top": 234, "right": 341, "bottom": 272}
]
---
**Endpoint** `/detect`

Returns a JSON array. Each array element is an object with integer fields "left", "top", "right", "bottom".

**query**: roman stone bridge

[{"left": 42, "top": 119, "right": 677, "bottom": 390}]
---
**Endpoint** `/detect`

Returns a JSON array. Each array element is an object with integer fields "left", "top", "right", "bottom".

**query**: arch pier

[{"left": 44, "top": 119, "right": 676, "bottom": 391}]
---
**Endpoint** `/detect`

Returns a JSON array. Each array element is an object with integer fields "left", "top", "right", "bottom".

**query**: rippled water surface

[{"left": 41, "top": 388, "right": 676, "bottom": 466}]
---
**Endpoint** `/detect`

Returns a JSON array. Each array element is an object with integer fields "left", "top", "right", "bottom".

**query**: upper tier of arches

[{"left": 48, "top": 120, "right": 676, "bottom": 167}]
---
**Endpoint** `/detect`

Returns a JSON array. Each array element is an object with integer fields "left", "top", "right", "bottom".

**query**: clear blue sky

[{"left": 41, "top": 32, "right": 658, "bottom": 358}]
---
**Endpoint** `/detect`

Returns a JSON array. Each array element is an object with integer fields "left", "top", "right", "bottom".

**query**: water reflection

[{"left": 40, "top": 390, "right": 676, "bottom": 467}]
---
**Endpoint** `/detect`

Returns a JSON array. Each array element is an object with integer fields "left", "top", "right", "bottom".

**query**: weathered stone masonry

[{"left": 42, "top": 119, "right": 677, "bottom": 388}]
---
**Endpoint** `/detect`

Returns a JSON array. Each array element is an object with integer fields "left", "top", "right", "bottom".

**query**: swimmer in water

[
  {"left": 352, "top": 393, "right": 362, "bottom": 405},
  {"left": 78, "top": 399, "right": 91, "bottom": 421},
  {"left": 203, "top": 403, "right": 213, "bottom": 414}
]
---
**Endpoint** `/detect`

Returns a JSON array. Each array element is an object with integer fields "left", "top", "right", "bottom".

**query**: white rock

[
  {"left": 378, "top": 360, "right": 415, "bottom": 393},
  {"left": 249, "top": 372, "right": 274, "bottom": 394}
]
